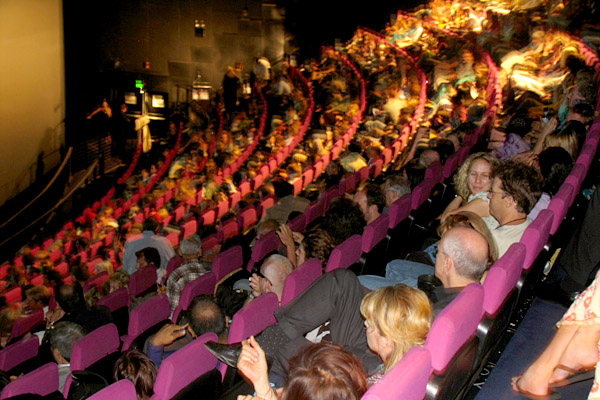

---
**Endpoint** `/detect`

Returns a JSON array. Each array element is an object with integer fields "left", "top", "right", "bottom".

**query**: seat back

[
  {"left": 88, "top": 379, "right": 137, "bottom": 400},
  {"left": 220, "top": 219, "right": 239, "bottom": 242},
  {"left": 388, "top": 194, "right": 412, "bottom": 229},
  {"left": 425, "top": 161, "right": 442, "bottom": 183},
  {"left": 4, "top": 286, "right": 22, "bottom": 304},
  {"left": 166, "top": 232, "right": 179, "bottom": 248},
  {"left": 239, "top": 207, "right": 258, "bottom": 232},
  {"left": 281, "top": 258, "right": 323, "bottom": 306},
  {"left": 201, "top": 209, "right": 216, "bottom": 226},
  {"left": 362, "top": 347, "right": 432, "bottom": 400},
  {"left": 547, "top": 183, "right": 575, "bottom": 235},
  {"left": 304, "top": 201, "right": 323, "bottom": 227},
  {"left": 519, "top": 209, "right": 554, "bottom": 271},
  {"left": 84, "top": 272, "right": 110, "bottom": 293},
  {"left": 129, "top": 265, "right": 158, "bottom": 297},
  {"left": 10, "top": 309, "right": 44, "bottom": 339},
  {"left": 71, "top": 323, "right": 120, "bottom": 371},
  {"left": 152, "top": 332, "right": 219, "bottom": 400},
  {"left": 0, "top": 363, "right": 58, "bottom": 400},
  {"left": 288, "top": 213, "right": 306, "bottom": 233},
  {"left": 182, "top": 219, "right": 198, "bottom": 240},
  {"left": 178, "top": 272, "right": 216, "bottom": 312},
  {"left": 122, "top": 295, "right": 171, "bottom": 351},
  {"left": 98, "top": 287, "right": 131, "bottom": 312},
  {"left": 325, "top": 235, "right": 363, "bottom": 273},
  {"left": 362, "top": 214, "right": 390, "bottom": 253},
  {"left": 0, "top": 335, "right": 39, "bottom": 372},
  {"left": 247, "top": 231, "right": 281, "bottom": 272},
  {"left": 212, "top": 245, "right": 244, "bottom": 283},
  {"left": 483, "top": 243, "right": 525, "bottom": 315},
  {"left": 411, "top": 179, "right": 436, "bottom": 210}
]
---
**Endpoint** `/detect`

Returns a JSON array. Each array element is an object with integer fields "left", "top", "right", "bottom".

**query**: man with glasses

[
  {"left": 249, "top": 254, "right": 293, "bottom": 303},
  {"left": 488, "top": 161, "right": 542, "bottom": 257}
]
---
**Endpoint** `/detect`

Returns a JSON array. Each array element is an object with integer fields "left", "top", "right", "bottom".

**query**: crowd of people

[{"left": 0, "top": 0, "right": 599, "bottom": 398}]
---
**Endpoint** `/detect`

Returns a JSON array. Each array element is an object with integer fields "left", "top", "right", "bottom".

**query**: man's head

[
  {"left": 258, "top": 254, "right": 293, "bottom": 301},
  {"left": 383, "top": 175, "right": 411, "bottom": 208},
  {"left": 49, "top": 321, "right": 87, "bottom": 364},
  {"left": 488, "top": 161, "right": 542, "bottom": 224},
  {"left": 354, "top": 184, "right": 386, "bottom": 225},
  {"left": 179, "top": 234, "right": 202, "bottom": 260},
  {"left": 435, "top": 226, "right": 489, "bottom": 287},
  {"left": 55, "top": 284, "right": 85, "bottom": 314},
  {"left": 186, "top": 295, "right": 227, "bottom": 339},
  {"left": 418, "top": 149, "right": 440, "bottom": 168},
  {"left": 256, "top": 219, "right": 279, "bottom": 239},
  {"left": 142, "top": 217, "right": 160, "bottom": 234},
  {"left": 25, "top": 286, "right": 52, "bottom": 311},
  {"left": 323, "top": 198, "right": 366, "bottom": 245}
]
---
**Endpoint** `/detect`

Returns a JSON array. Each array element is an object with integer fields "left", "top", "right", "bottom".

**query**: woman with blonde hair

[{"left": 440, "top": 152, "right": 500, "bottom": 230}]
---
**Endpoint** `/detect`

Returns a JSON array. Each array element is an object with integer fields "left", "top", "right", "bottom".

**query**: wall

[{"left": 0, "top": 0, "right": 65, "bottom": 206}]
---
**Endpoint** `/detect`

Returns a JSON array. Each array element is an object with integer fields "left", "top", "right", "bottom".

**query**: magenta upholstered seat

[
  {"left": 442, "top": 153, "right": 460, "bottom": 179},
  {"left": 425, "top": 283, "right": 484, "bottom": 399},
  {"left": 86, "top": 258, "right": 103, "bottom": 275},
  {"left": 172, "top": 272, "right": 216, "bottom": 321},
  {"left": 98, "top": 287, "right": 130, "bottom": 312},
  {"left": 382, "top": 148, "right": 393, "bottom": 165},
  {"left": 370, "top": 158, "right": 384, "bottom": 178},
  {"left": 325, "top": 235, "right": 363, "bottom": 273},
  {"left": 121, "top": 295, "right": 170, "bottom": 351},
  {"left": 281, "top": 258, "right": 323, "bottom": 307},
  {"left": 129, "top": 265, "right": 158, "bottom": 297},
  {"left": 201, "top": 209, "right": 216, "bottom": 226},
  {"left": 165, "top": 256, "right": 184, "bottom": 282},
  {"left": 356, "top": 166, "right": 370, "bottom": 183},
  {"left": 246, "top": 231, "right": 281, "bottom": 272},
  {"left": 213, "top": 246, "right": 244, "bottom": 283},
  {"left": 221, "top": 292, "right": 279, "bottom": 377},
  {"left": 0, "top": 363, "right": 58, "bottom": 400},
  {"left": 425, "top": 161, "right": 442, "bottom": 183},
  {"left": 239, "top": 207, "right": 258, "bottom": 232},
  {"left": 252, "top": 173, "right": 266, "bottom": 191},
  {"left": 565, "top": 163, "right": 586, "bottom": 196},
  {"left": 288, "top": 213, "right": 306, "bottom": 233},
  {"left": 201, "top": 234, "right": 220, "bottom": 254},
  {"left": 71, "top": 323, "right": 120, "bottom": 371},
  {"left": 458, "top": 145, "right": 472, "bottom": 164},
  {"left": 304, "top": 201, "right": 323, "bottom": 227},
  {"left": 88, "top": 379, "right": 137, "bottom": 400},
  {"left": 151, "top": 332, "right": 218, "bottom": 400},
  {"left": 259, "top": 196, "right": 276, "bottom": 219},
  {"left": 362, "top": 346, "right": 432, "bottom": 400},
  {"left": 293, "top": 179, "right": 303, "bottom": 196},
  {"left": 547, "top": 182, "right": 575, "bottom": 235},
  {"left": 83, "top": 272, "right": 110, "bottom": 293},
  {"left": 220, "top": 219, "right": 239, "bottom": 242},
  {"left": 166, "top": 232, "right": 179, "bottom": 248},
  {"left": 519, "top": 209, "right": 554, "bottom": 271},
  {"left": 388, "top": 194, "right": 412, "bottom": 230},
  {"left": 426, "top": 283, "right": 484, "bottom": 372},
  {"left": 268, "top": 158, "right": 278, "bottom": 174},
  {"left": 4, "top": 286, "right": 22, "bottom": 304},
  {"left": 239, "top": 181, "right": 252, "bottom": 198},
  {"left": 483, "top": 243, "right": 525, "bottom": 315},
  {"left": 230, "top": 192, "right": 241, "bottom": 210},
  {"left": 302, "top": 168, "right": 314, "bottom": 188},
  {"left": 89, "top": 241, "right": 103, "bottom": 258},
  {"left": 55, "top": 261, "right": 69, "bottom": 276},
  {"left": 174, "top": 206, "right": 185, "bottom": 223},
  {"left": 362, "top": 214, "right": 390, "bottom": 253},
  {"left": 411, "top": 179, "right": 436, "bottom": 210},
  {"left": 314, "top": 160, "right": 324, "bottom": 179},
  {"left": 217, "top": 200, "right": 229, "bottom": 219},
  {"left": 30, "top": 274, "right": 45, "bottom": 286},
  {"left": 10, "top": 309, "right": 44, "bottom": 339},
  {"left": 0, "top": 335, "right": 39, "bottom": 372},
  {"left": 182, "top": 219, "right": 198, "bottom": 240}
]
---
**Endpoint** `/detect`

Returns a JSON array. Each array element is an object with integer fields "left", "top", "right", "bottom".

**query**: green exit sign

[{"left": 135, "top": 80, "right": 144, "bottom": 89}]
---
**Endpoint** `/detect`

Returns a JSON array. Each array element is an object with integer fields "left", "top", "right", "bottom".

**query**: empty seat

[
  {"left": 246, "top": 231, "right": 281, "bottom": 272},
  {"left": 4, "top": 286, "right": 22, "bottom": 304},
  {"left": 121, "top": 295, "right": 171, "bottom": 351},
  {"left": 181, "top": 219, "right": 198, "bottom": 240},
  {"left": 281, "top": 258, "right": 323, "bottom": 306},
  {"left": 213, "top": 246, "right": 244, "bottom": 284},
  {"left": 166, "top": 232, "right": 179, "bottom": 248},
  {"left": 239, "top": 207, "right": 258, "bottom": 232},
  {"left": 219, "top": 219, "right": 239, "bottom": 242},
  {"left": 201, "top": 209, "right": 216, "bottom": 226}
]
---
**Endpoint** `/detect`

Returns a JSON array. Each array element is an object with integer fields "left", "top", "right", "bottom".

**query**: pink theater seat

[
  {"left": 213, "top": 246, "right": 244, "bottom": 284},
  {"left": 0, "top": 363, "right": 58, "bottom": 400},
  {"left": 246, "top": 231, "right": 281, "bottom": 272},
  {"left": 325, "top": 235, "right": 362, "bottom": 273},
  {"left": 172, "top": 272, "right": 216, "bottom": 322},
  {"left": 87, "top": 380, "right": 137, "bottom": 400},
  {"left": 121, "top": 295, "right": 171, "bottom": 351},
  {"left": 0, "top": 335, "right": 39, "bottom": 372},
  {"left": 129, "top": 265, "right": 158, "bottom": 297},
  {"left": 182, "top": 219, "right": 198, "bottom": 240},
  {"left": 281, "top": 258, "right": 322, "bottom": 306},
  {"left": 97, "top": 287, "right": 131, "bottom": 312},
  {"left": 362, "top": 346, "right": 432, "bottom": 400}
]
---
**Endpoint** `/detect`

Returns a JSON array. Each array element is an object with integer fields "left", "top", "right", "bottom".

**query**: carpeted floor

[{"left": 474, "top": 298, "right": 593, "bottom": 400}]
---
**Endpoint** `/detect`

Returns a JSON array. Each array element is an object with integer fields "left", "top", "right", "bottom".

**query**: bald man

[{"left": 249, "top": 254, "right": 294, "bottom": 303}]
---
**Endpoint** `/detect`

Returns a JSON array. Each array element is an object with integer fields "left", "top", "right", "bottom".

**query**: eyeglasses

[
  {"left": 489, "top": 190, "right": 508, "bottom": 198},
  {"left": 255, "top": 270, "right": 273, "bottom": 286}
]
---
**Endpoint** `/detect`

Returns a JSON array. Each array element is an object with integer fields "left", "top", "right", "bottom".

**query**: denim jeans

[{"left": 358, "top": 260, "right": 435, "bottom": 290}]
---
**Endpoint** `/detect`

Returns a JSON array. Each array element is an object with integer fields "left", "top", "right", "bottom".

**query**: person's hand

[
  {"left": 237, "top": 336, "right": 271, "bottom": 397},
  {"left": 512, "top": 151, "right": 538, "bottom": 167},
  {"left": 539, "top": 117, "right": 558, "bottom": 137},
  {"left": 249, "top": 274, "right": 268, "bottom": 298},
  {"left": 149, "top": 323, "right": 189, "bottom": 347},
  {"left": 276, "top": 224, "right": 295, "bottom": 250}
]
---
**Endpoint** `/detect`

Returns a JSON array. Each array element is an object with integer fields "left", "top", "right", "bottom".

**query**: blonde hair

[
  {"left": 360, "top": 284, "right": 433, "bottom": 373},
  {"left": 438, "top": 211, "right": 499, "bottom": 265},
  {"left": 453, "top": 152, "right": 499, "bottom": 200},
  {"left": 544, "top": 131, "right": 580, "bottom": 159}
]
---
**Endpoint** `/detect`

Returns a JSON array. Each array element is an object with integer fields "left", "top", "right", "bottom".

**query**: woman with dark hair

[
  {"left": 528, "top": 147, "right": 573, "bottom": 220},
  {"left": 113, "top": 349, "right": 158, "bottom": 400}
]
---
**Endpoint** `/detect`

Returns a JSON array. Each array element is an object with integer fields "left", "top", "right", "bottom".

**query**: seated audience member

[
  {"left": 145, "top": 295, "right": 227, "bottom": 368},
  {"left": 165, "top": 235, "right": 210, "bottom": 316},
  {"left": 440, "top": 152, "right": 499, "bottom": 230},
  {"left": 322, "top": 198, "right": 366, "bottom": 245},
  {"left": 528, "top": 147, "right": 573, "bottom": 220},
  {"left": 105, "top": 271, "right": 130, "bottom": 294},
  {"left": 135, "top": 247, "right": 162, "bottom": 271},
  {"left": 340, "top": 142, "right": 368, "bottom": 173},
  {"left": 24, "top": 285, "right": 52, "bottom": 315},
  {"left": 512, "top": 270, "right": 600, "bottom": 399},
  {"left": 48, "top": 321, "right": 87, "bottom": 392},
  {"left": 207, "top": 226, "right": 483, "bottom": 384},
  {"left": 488, "top": 160, "right": 542, "bottom": 257},
  {"left": 418, "top": 148, "right": 440, "bottom": 168},
  {"left": 566, "top": 101, "right": 595, "bottom": 129},
  {"left": 248, "top": 255, "right": 294, "bottom": 303},
  {"left": 0, "top": 305, "right": 23, "bottom": 347},
  {"left": 94, "top": 246, "right": 114, "bottom": 276},
  {"left": 277, "top": 224, "right": 336, "bottom": 268},
  {"left": 354, "top": 183, "right": 386, "bottom": 225},
  {"left": 114, "top": 349, "right": 158, "bottom": 400},
  {"left": 383, "top": 174, "right": 411, "bottom": 211},
  {"left": 237, "top": 340, "right": 369, "bottom": 400},
  {"left": 52, "top": 284, "right": 113, "bottom": 332},
  {"left": 122, "top": 217, "right": 175, "bottom": 276}
]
